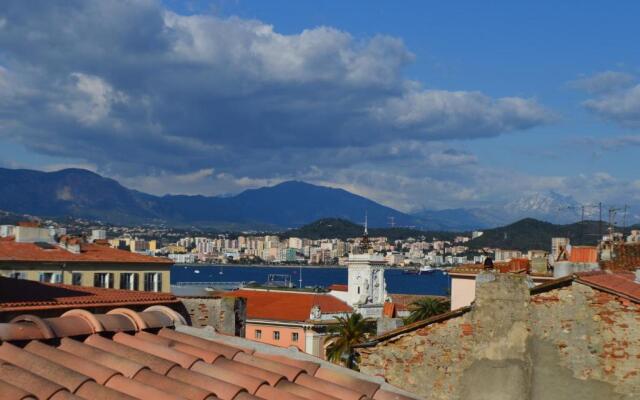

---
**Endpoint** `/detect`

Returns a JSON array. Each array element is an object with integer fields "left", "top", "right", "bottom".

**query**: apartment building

[{"left": 0, "top": 225, "right": 173, "bottom": 292}]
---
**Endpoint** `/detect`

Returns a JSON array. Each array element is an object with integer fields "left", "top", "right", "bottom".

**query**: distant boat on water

[{"left": 403, "top": 265, "right": 437, "bottom": 275}]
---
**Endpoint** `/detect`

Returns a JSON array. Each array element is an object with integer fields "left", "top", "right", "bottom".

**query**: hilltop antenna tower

[{"left": 562, "top": 203, "right": 599, "bottom": 243}]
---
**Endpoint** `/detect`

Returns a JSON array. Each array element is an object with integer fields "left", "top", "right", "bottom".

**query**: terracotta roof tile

[
  {"left": 0, "top": 236, "right": 172, "bottom": 264},
  {"left": 221, "top": 289, "right": 352, "bottom": 322},
  {"left": 576, "top": 271, "right": 640, "bottom": 303},
  {"left": 388, "top": 294, "right": 447, "bottom": 312},
  {"left": 0, "top": 277, "right": 178, "bottom": 313},
  {"left": 327, "top": 284, "right": 348, "bottom": 292},
  {"left": 569, "top": 246, "right": 598, "bottom": 263},
  {"left": 0, "top": 306, "right": 418, "bottom": 400}
]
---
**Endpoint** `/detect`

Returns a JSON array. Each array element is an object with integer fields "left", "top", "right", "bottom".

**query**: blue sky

[{"left": 1, "top": 0, "right": 639, "bottom": 212}]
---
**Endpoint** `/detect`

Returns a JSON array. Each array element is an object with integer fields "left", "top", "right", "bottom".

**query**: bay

[{"left": 171, "top": 265, "right": 451, "bottom": 296}]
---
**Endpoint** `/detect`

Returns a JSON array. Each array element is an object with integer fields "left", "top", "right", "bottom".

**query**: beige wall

[
  {"left": 1, "top": 263, "right": 171, "bottom": 293},
  {"left": 450, "top": 275, "right": 476, "bottom": 310}
]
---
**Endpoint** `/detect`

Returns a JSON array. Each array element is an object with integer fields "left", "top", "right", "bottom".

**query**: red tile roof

[
  {"left": 576, "top": 271, "right": 640, "bottom": 303},
  {"left": 0, "top": 237, "right": 172, "bottom": 264},
  {"left": 327, "top": 284, "right": 348, "bottom": 292},
  {"left": 221, "top": 289, "right": 352, "bottom": 322},
  {"left": 569, "top": 246, "right": 598, "bottom": 263},
  {"left": 0, "top": 307, "right": 417, "bottom": 400},
  {"left": 388, "top": 294, "right": 447, "bottom": 312},
  {"left": 0, "top": 277, "right": 178, "bottom": 313}
]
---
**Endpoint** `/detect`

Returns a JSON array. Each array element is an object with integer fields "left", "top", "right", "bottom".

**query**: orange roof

[
  {"left": 383, "top": 302, "right": 396, "bottom": 318},
  {"left": 577, "top": 271, "right": 640, "bottom": 302},
  {"left": 0, "top": 237, "right": 172, "bottom": 264},
  {"left": 387, "top": 293, "right": 448, "bottom": 312},
  {"left": 18, "top": 221, "right": 39, "bottom": 227},
  {"left": 569, "top": 246, "right": 598, "bottom": 263},
  {"left": 328, "top": 284, "right": 348, "bottom": 292},
  {"left": 504, "top": 258, "right": 530, "bottom": 273},
  {"left": 0, "top": 277, "right": 178, "bottom": 312},
  {"left": 222, "top": 289, "right": 352, "bottom": 322},
  {"left": 0, "top": 307, "right": 417, "bottom": 400}
]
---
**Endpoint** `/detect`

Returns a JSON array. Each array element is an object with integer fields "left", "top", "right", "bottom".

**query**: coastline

[{"left": 173, "top": 263, "right": 347, "bottom": 269}]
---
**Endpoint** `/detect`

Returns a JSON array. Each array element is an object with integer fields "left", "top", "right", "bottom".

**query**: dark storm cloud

[{"left": 0, "top": 0, "right": 553, "bottom": 177}]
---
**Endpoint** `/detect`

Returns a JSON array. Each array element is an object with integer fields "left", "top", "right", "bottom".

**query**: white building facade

[{"left": 346, "top": 253, "right": 388, "bottom": 318}]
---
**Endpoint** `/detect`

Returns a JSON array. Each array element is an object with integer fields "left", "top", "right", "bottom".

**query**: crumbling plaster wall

[
  {"left": 179, "top": 296, "right": 246, "bottom": 336},
  {"left": 358, "top": 275, "right": 640, "bottom": 400}
]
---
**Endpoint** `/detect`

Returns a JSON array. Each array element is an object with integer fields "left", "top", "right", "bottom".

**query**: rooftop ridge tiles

[{"left": 0, "top": 307, "right": 421, "bottom": 400}]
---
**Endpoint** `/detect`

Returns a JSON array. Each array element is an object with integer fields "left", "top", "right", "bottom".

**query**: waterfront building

[
  {"left": 494, "top": 249, "right": 523, "bottom": 262},
  {"left": 220, "top": 288, "right": 352, "bottom": 358},
  {"left": 0, "top": 224, "right": 173, "bottom": 292}
]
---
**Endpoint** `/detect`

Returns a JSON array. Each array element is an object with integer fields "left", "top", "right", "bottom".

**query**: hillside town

[
  {"left": 2, "top": 1, "right": 640, "bottom": 399},
  {"left": 0, "top": 216, "right": 639, "bottom": 399}
]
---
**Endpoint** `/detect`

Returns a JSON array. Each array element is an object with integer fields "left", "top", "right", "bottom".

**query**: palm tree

[
  {"left": 325, "top": 313, "right": 370, "bottom": 369},
  {"left": 404, "top": 297, "right": 450, "bottom": 324}
]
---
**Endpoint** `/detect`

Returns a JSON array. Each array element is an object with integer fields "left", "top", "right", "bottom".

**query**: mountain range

[
  {"left": 0, "top": 168, "right": 413, "bottom": 230},
  {"left": 0, "top": 167, "right": 636, "bottom": 230},
  {"left": 284, "top": 217, "right": 640, "bottom": 249}
]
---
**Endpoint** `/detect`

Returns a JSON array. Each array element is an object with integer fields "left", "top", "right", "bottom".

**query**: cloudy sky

[{"left": 1, "top": 0, "right": 639, "bottom": 212}]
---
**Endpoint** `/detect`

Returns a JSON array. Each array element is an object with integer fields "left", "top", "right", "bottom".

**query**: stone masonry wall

[
  {"left": 358, "top": 275, "right": 640, "bottom": 400},
  {"left": 529, "top": 283, "right": 640, "bottom": 398},
  {"left": 179, "top": 296, "right": 246, "bottom": 336}
]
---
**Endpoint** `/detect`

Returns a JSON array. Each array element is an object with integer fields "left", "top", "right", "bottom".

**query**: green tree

[
  {"left": 325, "top": 313, "right": 371, "bottom": 369},
  {"left": 404, "top": 297, "right": 450, "bottom": 325}
]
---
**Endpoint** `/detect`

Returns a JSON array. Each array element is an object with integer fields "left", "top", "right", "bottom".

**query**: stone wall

[
  {"left": 358, "top": 273, "right": 640, "bottom": 400},
  {"left": 179, "top": 296, "right": 246, "bottom": 336}
]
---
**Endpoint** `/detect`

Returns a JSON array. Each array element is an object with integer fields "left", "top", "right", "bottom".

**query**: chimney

[
  {"left": 636, "top": 268, "right": 640, "bottom": 284},
  {"left": 460, "top": 271, "right": 532, "bottom": 400}
]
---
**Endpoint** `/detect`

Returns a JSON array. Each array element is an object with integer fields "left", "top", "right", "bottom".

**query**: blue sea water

[{"left": 171, "top": 265, "right": 451, "bottom": 296}]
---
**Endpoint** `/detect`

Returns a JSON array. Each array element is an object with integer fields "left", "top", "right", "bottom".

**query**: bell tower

[{"left": 346, "top": 217, "right": 388, "bottom": 317}]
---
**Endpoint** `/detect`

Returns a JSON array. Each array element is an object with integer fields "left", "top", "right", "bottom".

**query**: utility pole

[
  {"left": 622, "top": 204, "right": 629, "bottom": 232},
  {"left": 598, "top": 202, "right": 603, "bottom": 238}
]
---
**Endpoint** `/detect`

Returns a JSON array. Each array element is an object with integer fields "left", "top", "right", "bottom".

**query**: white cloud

[
  {"left": 370, "top": 89, "right": 553, "bottom": 138},
  {"left": 0, "top": 1, "right": 554, "bottom": 178},
  {"left": 583, "top": 84, "right": 640, "bottom": 127},
  {"left": 568, "top": 71, "right": 635, "bottom": 94},
  {"left": 56, "top": 73, "right": 128, "bottom": 125}
]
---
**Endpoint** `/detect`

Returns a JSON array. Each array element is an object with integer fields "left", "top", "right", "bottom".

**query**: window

[
  {"left": 71, "top": 272, "right": 82, "bottom": 286},
  {"left": 144, "top": 272, "right": 162, "bottom": 292},
  {"left": 120, "top": 273, "right": 139, "bottom": 291},
  {"left": 357, "top": 286, "right": 360, "bottom": 294},
  {"left": 291, "top": 332, "right": 299, "bottom": 342},
  {"left": 40, "top": 272, "right": 62, "bottom": 284},
  {"left": 9, "top": 272, "right": 26, "bottom": 280},
  {"left": 94, "top": 273, "right": 114, "bottom": 288},
  {"left": 273, "top": 331, "right": 280, "bottom": 340},
  {"left": 255, "top": 330, "right": 262, "bottom": 339}
]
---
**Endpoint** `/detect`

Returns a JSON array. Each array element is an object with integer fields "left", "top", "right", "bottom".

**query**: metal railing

[{"left": 172, "top": 281, "right": 247, "bottom": 290}]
